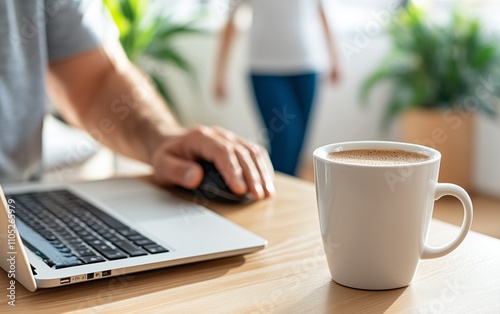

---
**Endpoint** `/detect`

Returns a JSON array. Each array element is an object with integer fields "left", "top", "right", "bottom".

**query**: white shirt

[{"left": 237, "top": 0, "right": 327, "bottom": 74}]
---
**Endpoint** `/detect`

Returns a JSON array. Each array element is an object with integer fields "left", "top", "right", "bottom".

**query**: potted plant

[
  {"left": 361, "top": 4, "right": 500, "bottom": 190},
  {"left": 104, "top": 0, "right": 203, "bottom": 120}
]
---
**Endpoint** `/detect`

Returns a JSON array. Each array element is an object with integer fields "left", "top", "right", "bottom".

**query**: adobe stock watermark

[
  {"left": 385, "top": 164, "right": 414, "bottom": 193},
  {"left": 187, "top": 171, "right": 226, "bottom": 208},
  {"left": 416, "top": 73, "right": 500, "bottom": 151},
  {"left": 51, "top": 81, "right": 155, "bottom": 180},
  {"left": 175, "top": 171, "right": 229, "bottom": 225},
  {"left": 73, "top": 274, "right": 136, "bottom": 312},
  {"left": 340, "top": 0, "right": 401, "bottom": 63},
  {"left": 384, "top": 67, "right": 500, "bottom": 192},
  {"left": 9, "top": 0, "right": 67, "bottom": 47},
  {"left": 210, "top": 0, "right": 240, "bottom": 19},
  {"left": 5, "top": 198, "right": 17, "bottom": 307},
  {"left": 418, "top": 277, "right": 468, "bottom": 313},
  {"left": 248, "top": 106, "right": 298, "bottom": 148},
  {"left": 251, "top": 236, "right": 338, "bottom": 313}
]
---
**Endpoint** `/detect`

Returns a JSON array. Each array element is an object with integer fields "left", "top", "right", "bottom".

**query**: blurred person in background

[{"left": 214, "top": 0, "right": 341, "bottom": 176}]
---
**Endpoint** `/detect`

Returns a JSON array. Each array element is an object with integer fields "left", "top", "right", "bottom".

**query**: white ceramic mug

[{"left": 313, "top": 141, "right": 473, "bottom": 290}]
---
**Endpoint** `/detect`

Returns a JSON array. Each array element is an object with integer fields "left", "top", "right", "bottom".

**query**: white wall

[{"left": 164, "top": 0, "right": 500, "bottom": 197}]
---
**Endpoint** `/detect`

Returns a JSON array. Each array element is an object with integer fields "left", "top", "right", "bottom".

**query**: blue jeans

[{"left": 250, "top": 73, "right": 318, "bottom": 176}]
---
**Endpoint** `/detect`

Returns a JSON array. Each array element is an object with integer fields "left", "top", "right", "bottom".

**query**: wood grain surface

[{"left": 1, "top": 174, "right": 499, "bottom": 313}]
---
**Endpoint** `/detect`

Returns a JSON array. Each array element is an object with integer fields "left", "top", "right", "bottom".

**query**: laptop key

[
  {"left": 40, "top": 232, "right": 57, "bottom": 242},
  {"left": 76, "top": 230, "right": 91, "bottom": 237},
  {"left": 50, "top": 239, "right": 64, "bottom": 246},
  {"left": 88, "top": 239, "right": 105, "bottom": 246},
  {"left": 68, "top": 239, "right": 86, "bottom": 246},
  {"left": 76, "top": 249, "right": 96, "bottom": 257},
  {"left": 58, "top": 231, "right": 73, "bottom": 239},
  {"left": 134, "top": 239, "right": 155, "bottom": 246},
  {"left": 57, "top": 247, "right": 72, "bottom": 254},
  {"left": 95, "top": 244, "right": 115, "bottom": 252},
  {"left": 116, "top": 228, "right": 140, "bottom": 237},
  {"left": 88, "top": 240, "right": 127, "bottom": 260},
  {"left": 100, "top": 250, "right": 127, "bottom": 260},
  {"left": 80, "top": 256, "right": 106, "bottom": 264},
  {"left": 80, "top": 216, "right": 94, "bottom": 223},
  {"left": 143, "top": 244, "right": 169, "bottom": 254},
  {"left": 89, "top": 223, "right": 107, "bottom": 231},
  {"left": 126, "top": 234, "right": 146, "bottom": 241},
  {"left": 127, "top": 235, "right": 158, "bottom": 246},
  {"left": 83, "top": 235, "right": 99, "bottom": 242},
  {"left": 105, "top": 236, "right": 122, "bottom": 243},
  {"left": 54, "top": 259, "right": 84, "bottom": 269},
  {"left": 30, "top": 223, "right": 45, "bottom": 231},
  {"left": 100, "top": 232, "right": 118, "bottom": 239},
  {"left": 54, "top": 243, "right": 68, "bottom": 249},
  {"left": 73, "top": 225, "right": 84, "bottom": 232},
  {"left": 114, "top": 241, "right": 148, "bottom": 257},
  {"left": 52, "top": 226, "right": 66, "bottom": 233},
  {"left": 61, "top": 234, "right": 77, "bottom": 241},
  {"left": 72, "top": 244, "right": 91, "bottom": 250}
]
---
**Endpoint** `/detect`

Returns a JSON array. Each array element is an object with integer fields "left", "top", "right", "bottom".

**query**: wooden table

[{"left": 2, "top": 175, "right": 500, "bottom": 313}]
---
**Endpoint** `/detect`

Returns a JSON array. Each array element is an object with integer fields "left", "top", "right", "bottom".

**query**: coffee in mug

[{"left": 328, "top": 149, "right": 430, "bottom": 166}]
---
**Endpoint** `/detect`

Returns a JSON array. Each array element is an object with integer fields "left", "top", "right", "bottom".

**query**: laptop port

[
  {"left": 60, "top": 277, "right": 71, "bottom": 284},
  {"left": 102, "top": 270, "right": 111, "bottom": 277},
  {"left": 87, "top": 273, "right": 95, "bottom": 280}
]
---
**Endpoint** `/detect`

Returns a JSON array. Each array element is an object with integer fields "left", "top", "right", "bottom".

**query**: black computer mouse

[{"left": 178, "top": 160, "right": 252, "bottom": 203}]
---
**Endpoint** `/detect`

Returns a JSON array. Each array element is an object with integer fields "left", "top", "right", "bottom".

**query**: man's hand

[{"left": 151, "top": 126, "right": 275, "bottom": 200}]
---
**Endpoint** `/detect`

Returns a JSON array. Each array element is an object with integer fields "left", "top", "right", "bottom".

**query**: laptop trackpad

[
  {"left": 103, "top": 193, "right": 210, "bottom": 248},
  {"left": 103, "top": 193, "right": 204, "bottom": 223}
]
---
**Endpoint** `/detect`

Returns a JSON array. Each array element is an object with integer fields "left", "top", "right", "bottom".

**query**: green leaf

[
  {"left": 360, "top": 66, "right": 396, "bottom": 104},
  {"left": 118, "top": 0, "right": 136, "bottom": 22},
  {"left": 103, "top": 0, "right": 130, "bottom": 35},
  {"left": 471, "top": 45, "right": 498, "bottom": 69},
  {"left": 102, "top": 0, "right": 204, "bottom": 118},
  {"left": 156, "top": 23, "right": 204, "bottom": 40},
  {"left": 146, "top": 47, "right": 193, "bottom": 74}
]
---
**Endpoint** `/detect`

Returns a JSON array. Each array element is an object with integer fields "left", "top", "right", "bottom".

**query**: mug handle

[{"left": 421, "top": 183, "right": 473, "bottom": 259}]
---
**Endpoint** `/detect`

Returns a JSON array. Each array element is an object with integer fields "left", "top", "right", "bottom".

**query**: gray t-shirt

[{"left": 0, "top": 0, "right": 117, "bottom": 182}]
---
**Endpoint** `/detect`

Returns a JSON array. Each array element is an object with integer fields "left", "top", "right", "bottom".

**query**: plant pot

[{"left": 400, "top": 108, "right": 475, "bottom": 192}]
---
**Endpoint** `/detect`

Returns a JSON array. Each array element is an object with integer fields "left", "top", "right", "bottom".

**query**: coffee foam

[{"left": 328, "top": 149, "right": 430, "bottom": 166}]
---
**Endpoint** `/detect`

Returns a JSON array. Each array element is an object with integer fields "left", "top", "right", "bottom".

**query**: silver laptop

[{"left": 0, "top": 177, "right": 266, "bottom": 291}]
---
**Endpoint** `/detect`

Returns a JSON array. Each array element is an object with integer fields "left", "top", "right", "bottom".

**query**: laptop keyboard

[{"left": 7, "top": 190, "right": 169, "bottom": 269}]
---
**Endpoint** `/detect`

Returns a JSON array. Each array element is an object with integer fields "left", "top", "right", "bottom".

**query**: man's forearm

[
  {"left": 81, "top": 63, "right": 181, "bottom": 164},
  {"left": 50, "top": 43, "right": 182, "bottom": 164}
]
